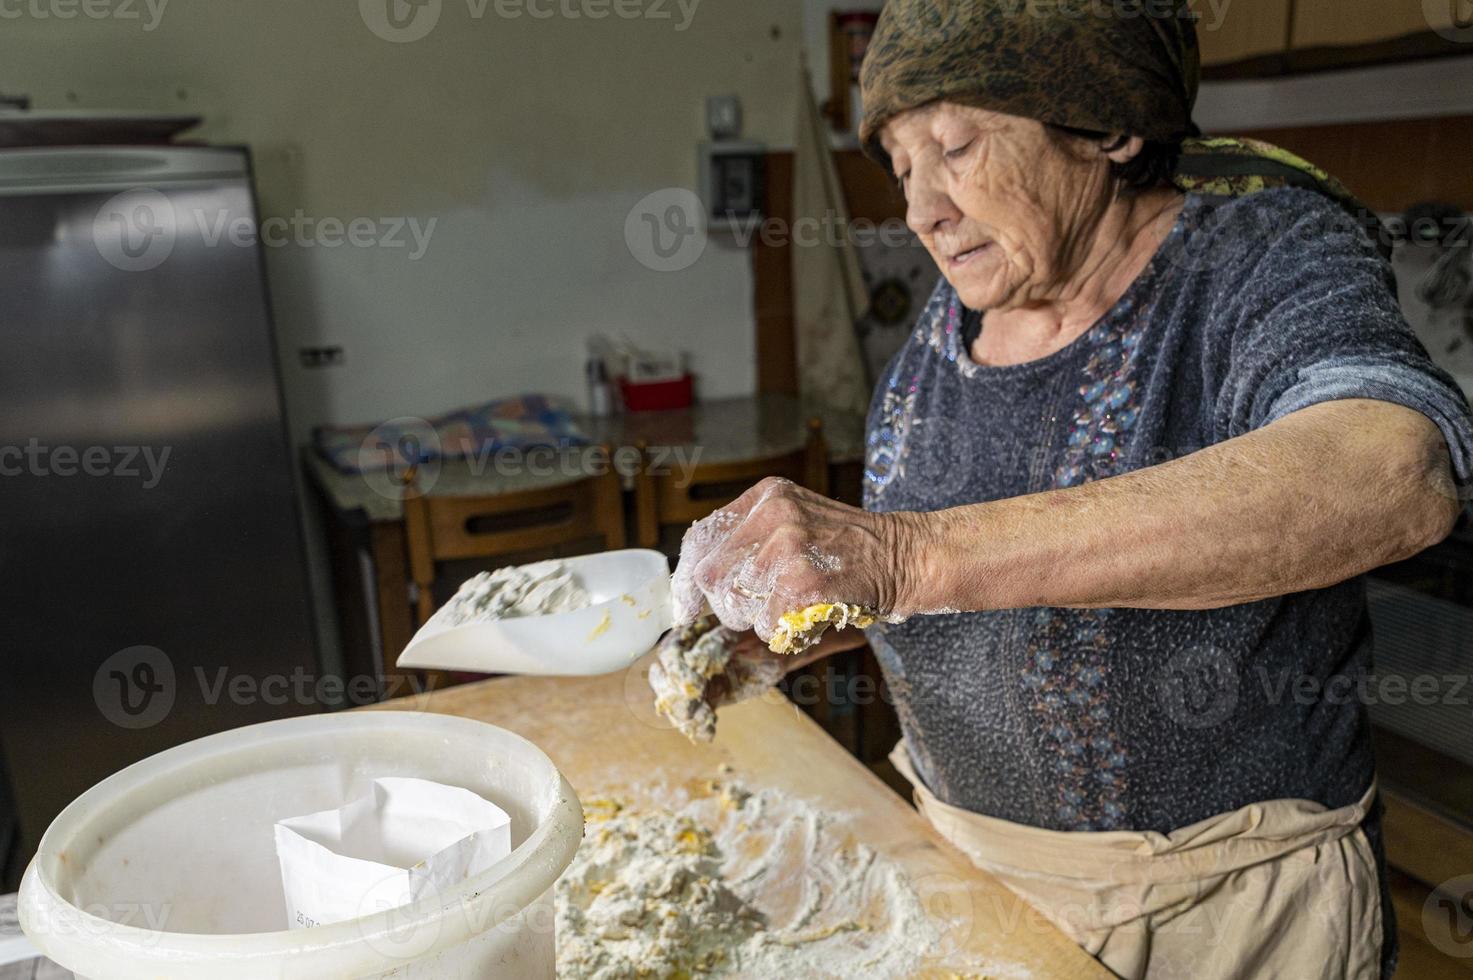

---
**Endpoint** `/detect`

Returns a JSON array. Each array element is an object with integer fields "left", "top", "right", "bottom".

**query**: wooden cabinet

[
  {"left": 1293, "top": 0, "right": 1464, "bottom": 50},
  {"left": 1192, "top": 0, "right": 1290, "bottom": 67},
  {"left": 1195, "top": 0, "right": 1467, "bottom": 75}
]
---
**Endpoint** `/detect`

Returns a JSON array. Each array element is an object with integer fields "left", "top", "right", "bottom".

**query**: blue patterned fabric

[
  {"left": 314, "top": 395, "right": 589, "bottom": 474},
  {"left": 863, "top": 189, "right": 1473, "bottom": 840}
]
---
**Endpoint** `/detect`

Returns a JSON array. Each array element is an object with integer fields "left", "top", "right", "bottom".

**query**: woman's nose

[{"left": 905, "top": 167, "right": 960, "bottom": 238}]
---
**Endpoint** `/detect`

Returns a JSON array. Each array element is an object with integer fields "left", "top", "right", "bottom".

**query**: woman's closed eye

[{"left": 944, "top": 139, "right": 975, "bottom": 160}]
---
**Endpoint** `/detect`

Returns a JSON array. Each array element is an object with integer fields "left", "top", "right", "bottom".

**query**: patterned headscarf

[
  {"left": 858, "top": 0, "right": 1385, "bottom": 256},
  {"left": 859, "top": 0, "right": 1200, "bottom": 154}
]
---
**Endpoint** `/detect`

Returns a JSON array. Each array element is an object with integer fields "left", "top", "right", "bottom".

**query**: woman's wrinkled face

[{"left": 881, "top": 103, "right": 1116, "bottom": 312}]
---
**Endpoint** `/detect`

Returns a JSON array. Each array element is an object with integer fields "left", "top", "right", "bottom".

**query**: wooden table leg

[{"left": 369, "top": 520, "right": 418, "bottom": 699}]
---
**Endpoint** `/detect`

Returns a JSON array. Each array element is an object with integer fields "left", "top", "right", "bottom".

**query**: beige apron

[{"left": 890, "top": 742, "right": 1383, "bottom": 980}]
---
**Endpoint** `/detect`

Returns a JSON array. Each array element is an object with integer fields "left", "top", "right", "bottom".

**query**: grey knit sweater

[{"left": 861, "top": 188, "right": 1473, "bottom": 974}]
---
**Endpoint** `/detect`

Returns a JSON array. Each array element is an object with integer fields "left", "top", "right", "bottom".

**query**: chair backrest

[
  {"left": 403, "top": 458, "right": 625, "bottom": 626},
  {"left": 634, "top": 418, "right": 828, "bottom": 549}
]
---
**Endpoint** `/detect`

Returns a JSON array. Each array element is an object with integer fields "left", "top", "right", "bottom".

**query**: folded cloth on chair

[{"left": 314, "top": 394, "right": 589, "bottom": 474}]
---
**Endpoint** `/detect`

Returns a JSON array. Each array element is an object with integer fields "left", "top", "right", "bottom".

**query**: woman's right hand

[
  {"left": 705, "top": 626, "right": 869, "bottom": 708},
  {"left": 670, "top": 477, "right": 933, "bottom": 644},
  {"left": 649, "top": 617, "right": 873, "bottom": 743}
]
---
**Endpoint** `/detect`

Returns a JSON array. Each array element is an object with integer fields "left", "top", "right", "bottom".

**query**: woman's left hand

[{"left": 670, "top": 477, "right": 934, "bottom": 642}]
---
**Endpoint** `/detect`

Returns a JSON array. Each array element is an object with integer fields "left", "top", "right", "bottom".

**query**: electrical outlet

[{"left": 299, "top": 346, "right": 345, "bottom": 369}]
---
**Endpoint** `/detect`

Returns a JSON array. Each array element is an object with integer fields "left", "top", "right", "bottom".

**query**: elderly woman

[{"left": 667, "top": 2, "right": 1473, "bottom": 978}]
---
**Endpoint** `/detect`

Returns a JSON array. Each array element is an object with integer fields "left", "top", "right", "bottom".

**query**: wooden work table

[
  {"left": 304, "top": 394, "right": 868, "bottom": 689},
  {"left": 372, "top": 669, "right": 1112, "bottom": 978}
]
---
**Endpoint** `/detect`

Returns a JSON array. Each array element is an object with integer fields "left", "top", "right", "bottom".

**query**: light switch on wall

[
  {"left": 706, "top": 95, "right": 743, "bottom": 141},
  {"left": 299, "top": 346, "right": 345, "bottom": 369}
]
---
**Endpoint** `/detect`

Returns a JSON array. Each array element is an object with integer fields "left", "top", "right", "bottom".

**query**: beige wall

[
  {"left": 1, "top": 0, "right": 804, "bottom": 668},
  {"left": 2, "top": 0, "right": 804, "bottom": 437}
]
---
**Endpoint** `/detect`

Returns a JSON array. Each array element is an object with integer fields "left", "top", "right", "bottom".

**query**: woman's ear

[{"left": 1104, "top": 134, "right": 1146, "bottom": 165}]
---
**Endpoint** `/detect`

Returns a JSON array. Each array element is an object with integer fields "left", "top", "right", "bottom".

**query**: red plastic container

[{"left": 618, "top": 374, "right": 694, "bottom": 412}]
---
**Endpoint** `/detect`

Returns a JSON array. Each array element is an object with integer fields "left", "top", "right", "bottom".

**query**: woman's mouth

[{"left": 948, "top": 243, "right": 991, "bottom": 267}]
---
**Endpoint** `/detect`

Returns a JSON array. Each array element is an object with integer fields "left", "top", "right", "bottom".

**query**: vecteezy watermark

[
  {"left": 728, "top": 214, "right": 916, "bottom": 251},
  {"left": 1164, "top": 203, "right": 1471, "bottom": 281},
  {"left": 473, "top": 0, "right": 700, "bottom": 28},
  {"left": 354, "top": 877, "right": 559, "bottom": 965},
  {"left": 357, "top": 416, "right": 444, "bottom": 501},
  {"left": 1424, "top": 0, "right": 1473, "bottom": 43},
  {"left": 359, "top": 0, "right": 701, "bottom": 43},
  {"left": 355, "top": 415, "right": 705, "bottom": 502},
  {"left": 92, "top": 188, "right": 437, "bottom": 272},
  {"left": 1424, "top": 874, "right": 1473, "bottom": 958},
  {"left": 355, "top": 877, "right": 445, "bottom": 962},
  {"left": 893, "top": 416, "right": 974, "bottom": 507},
  {"left": 201, "top": 211, "right": 437, "bottom": 260},
  {"left": 624, "top": 188, "right": 707, "bottom": 273},
  {"left": 1254, "top": 666, "right": 1473, "bottom": 708},
  {"left": 0, "top": 440, "right": 170, "bottom": 488},
  {"left": 0, "top": 0, "right": 169, "bottom": 31},
  {"left": 94, "top": 646, "right": 177, "bottom": 730},
  {"left": 94, "top": 647, "right": 435, "bottom": 729},
  {"left": 195, "top": 666, "right": 430, "bottom": 710},
  {"left": 1155, "top": 644, "right": 1240, "bottom": 729},
  {"left": 17, "top": 896, "right": 175, "bottom": 947},
  {"left": 623, "top": 187, "right": 923, "bottom": 273},
  {"left": 93, "top": 188, "right": 175, "bottom": 272},
  {"left": 359, "top": 0, "right": 442, "bottom": 42}
]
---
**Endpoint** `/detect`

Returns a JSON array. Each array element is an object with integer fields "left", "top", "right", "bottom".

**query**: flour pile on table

[
  {"left": 555, "top": 777, "right": 976, "bottom": 979},
  {"left": 556, "top": 800, "right": 762, "bottom": 976},
  {"left": 443, "top": 561, "right": 590, "bottom": 624}
]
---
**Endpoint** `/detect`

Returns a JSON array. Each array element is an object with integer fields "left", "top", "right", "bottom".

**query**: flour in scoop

[
  {"left": 556, "top": 778, "right": 1009, "bottom": 979},
  {"left": 445, "top": 561, "right": 591, "bottom": 624}
]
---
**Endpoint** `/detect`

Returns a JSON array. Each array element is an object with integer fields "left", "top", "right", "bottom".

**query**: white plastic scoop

[{"left": 395, "top": 549, "right": 676, "bottom": 676}]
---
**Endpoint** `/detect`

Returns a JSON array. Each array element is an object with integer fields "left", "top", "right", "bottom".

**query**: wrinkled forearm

[{"left": 904, "top": 399, "right": 1462, "bottom": 612}]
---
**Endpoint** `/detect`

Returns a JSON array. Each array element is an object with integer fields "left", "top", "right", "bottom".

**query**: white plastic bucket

[{"left": 18, "top": 712, "right": 583, "bottom": 979}]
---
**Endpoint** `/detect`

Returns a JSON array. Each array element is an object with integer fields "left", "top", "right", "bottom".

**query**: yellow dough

[{"left": 769, "top": 603, "right": 877, "bottom": 655}]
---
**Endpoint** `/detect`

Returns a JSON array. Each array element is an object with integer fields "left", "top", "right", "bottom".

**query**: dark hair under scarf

[{"left": 858, "top": 0, "right": 1388, "bottom": 257}]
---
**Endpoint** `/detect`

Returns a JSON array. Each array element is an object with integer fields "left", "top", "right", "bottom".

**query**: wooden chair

[
  {"left": 633, "top": 417, "right": 829, "bottom": 552},
  {"left": 403, "top": 454, "right": 626, "bottom": 629}
]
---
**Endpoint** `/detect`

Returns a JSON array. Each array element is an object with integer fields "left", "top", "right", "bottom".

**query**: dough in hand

[
  {"left": 769, "top": 604, "right": 877, "bottom": 655},
  {"left": 649, "top": 616, "right": 784, "bottom": 743}
]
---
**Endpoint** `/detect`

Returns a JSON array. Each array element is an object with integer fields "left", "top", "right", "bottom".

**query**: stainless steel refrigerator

[{"left": 0, "top": 146, "right": 319, "bottom": 868}]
